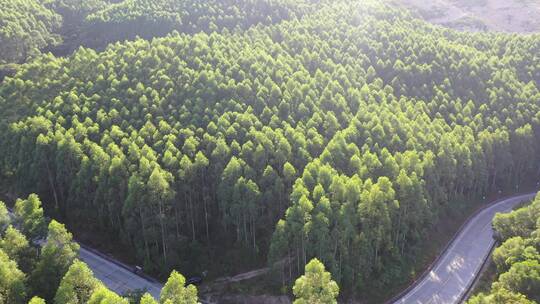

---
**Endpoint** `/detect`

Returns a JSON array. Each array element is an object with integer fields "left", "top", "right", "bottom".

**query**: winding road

[
  {"left": 391, "top": 192, "right": 536, "bottom": 304},
  {"left": 83, "top": 192, "right": 534, "bottom": 303},
  {"left": 7, "top": 192, "right": 535, "bottom": 303}
]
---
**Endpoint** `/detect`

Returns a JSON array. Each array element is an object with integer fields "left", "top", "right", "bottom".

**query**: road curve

[{"left": 392, "top": 193, "right": 536, "bottom": 304}]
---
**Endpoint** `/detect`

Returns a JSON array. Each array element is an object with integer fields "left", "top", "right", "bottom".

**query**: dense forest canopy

[
  {"left": 0, "top": 0, "right": 539, "bottom": 301},
  {"left": 0, "top": 0, "right": 318, "bottom": 65},
  {"left": 83, "top": 0, "right": 317, "bottom": 48},
  {"left": 0, "top": 0, "right": 62, "bottom": 64}
]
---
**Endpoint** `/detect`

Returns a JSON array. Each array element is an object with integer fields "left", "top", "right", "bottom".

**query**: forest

[
  {"left": 0, "top": 0, "right": 315, "bottom": 66},
  {"left": 0, "top": 193, "right": 200, "bottom": 304},
  {"left": 1, "top": 0, "right": 540, "bottom": 302},
  {"left": 1, "top": 194, "right": 335, "bottom": 303}
]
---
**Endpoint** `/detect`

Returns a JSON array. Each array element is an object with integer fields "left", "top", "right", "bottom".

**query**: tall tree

[
  {"left": 0, "top": 249, "right": 27, "bottom": 304},
  {"left": 30, "top": 220, "right": 79, "bottom": 302},
  {"left": 293, "top": 258, "right": 339, "bottom": 304},
  {"left": 160, "top": 271, "right": 198, "bottom": 304},
  {"left": 147, "top": 167, "right": 174, "bottom": 264},
  {"left": 0, "top": 202, "right": 9, "bottom": 233},
  {"left": 54, "top": 260, "right": 101, "bottom": 304},
  {"left": 0, "top": 226, "right": 35, "bottom": 273},
  {"left": 14, "top": 194, "right": 47, "bottom": 241}
]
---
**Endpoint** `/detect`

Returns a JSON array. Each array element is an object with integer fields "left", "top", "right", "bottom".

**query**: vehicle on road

[{"left": 134, "top": 266, "right": 143, "bottom": 275}]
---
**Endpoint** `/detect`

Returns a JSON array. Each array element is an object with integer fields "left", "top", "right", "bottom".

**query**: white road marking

[{"left": 393, "top": 193, "right": 536, "bottom": 304}]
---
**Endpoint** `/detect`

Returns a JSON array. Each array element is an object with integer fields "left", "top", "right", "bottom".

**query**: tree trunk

[
  {"left": 189, "top": 189, "right": 196, "bottom": 241},
  {"left": 159, "top": 200, "right": 167, "bottom": 262},
  {"left": 174, "top": 202, "right": 181, "bottom": 239},
  {"left": 201, "top": 171, "right": 210, "bottom": 243},
  {"left": 204, "top": 194, "right": 209, "bottom": 243},
  {"left": 252, "top": 216, "right": 256, "bottom": 252},
  {"left": 45, "top": 158, "right": 60, "bottom": 211},
  {"left": 139, "top": 206, "right": 150, "bottom": 260}
]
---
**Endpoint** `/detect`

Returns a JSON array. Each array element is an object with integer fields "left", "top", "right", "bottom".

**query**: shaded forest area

[
  {"left": 1, "top": 0, "right": 540, "bottom": 300},
  {"left": 0, "top": 0, "right": 316, "bottom": 67},
  {"left": 0, "top": 194, "right": 200, "bottom": 304}
]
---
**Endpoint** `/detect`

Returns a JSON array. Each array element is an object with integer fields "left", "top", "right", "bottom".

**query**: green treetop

[
  {"left": 293, "top": 258, "right": 339, "bottom": 304},
  {"left": 54, "top": 259, "right": 101, "bottom": 304},
  {"left": 160, "top": 271, "right": 198, "bottom": 304}
]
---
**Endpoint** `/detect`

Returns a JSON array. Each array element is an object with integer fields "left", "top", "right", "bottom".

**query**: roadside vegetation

[
  {"left": 0, "top": 0, "right": 539, "bottom": 302},
  {"left": 468, "top": 193, "right": 540, "bottom": 303},
  {"left": 0, "top": 193, "right": 339, "bottom": 304},
  {"left": 0, "top": 193, "right": 199, "bottom": 304}
]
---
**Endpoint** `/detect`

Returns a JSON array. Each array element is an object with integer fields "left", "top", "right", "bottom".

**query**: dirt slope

[{"left": 392, "top": 0, "right": 540, "bottom": 33}]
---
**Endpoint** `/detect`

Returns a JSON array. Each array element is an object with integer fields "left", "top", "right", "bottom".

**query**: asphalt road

[
  {"left": 78, "top": 246, "right": 163, "bottom": 299},
  {"left": 393, "top": 193, "right": 536, "bottom": 304},
  {"left": 7, "top": 193, "right": 535, "bottom": 303},
  {"left": 6, "top": 208, "right": 164, "bottom": 299}
]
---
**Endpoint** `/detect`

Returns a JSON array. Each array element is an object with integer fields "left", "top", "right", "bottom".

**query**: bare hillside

[{"left": 393, "top": 0, "right": 540, "bottom": 33}]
